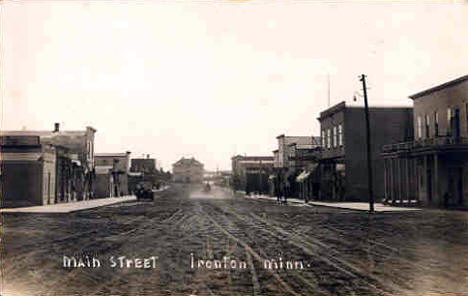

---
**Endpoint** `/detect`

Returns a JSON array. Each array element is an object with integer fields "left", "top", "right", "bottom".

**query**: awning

[
  {"left": 296, "top": 171, "right": 311, "bottom": 182},
  {"left": 128, "top": 172, "right": 143, "bottom": 177},
  {"left": 95, "top": 165, "right": 112, "bottom": 174}
]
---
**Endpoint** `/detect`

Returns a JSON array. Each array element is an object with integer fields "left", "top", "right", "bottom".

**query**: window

[
  {"left": 417, "top": 116, "right": 422, "bottom": 139},
  {"left": 434, "top": 111, "right": 439, "bottom": 137},
  {"left": 333, "top": 126, "right": 337, "bottom": 147},
  {"left": 447, "top": 107, "right": 455, "bottom": 136},
  {"left": 466, "top": 103, "right": 468, "bottom": 133},
  {"left": 338, "top": 124, "right": 343, "bottom": 146},
  {"left": 425, "top": 114, "right": 430, "bottom": 138},
  {"left": 321, "top": 130, "right": 326, "bottom": 148},
  {"left": 327, "top": 129, "right": 331, "bottom": 149}
]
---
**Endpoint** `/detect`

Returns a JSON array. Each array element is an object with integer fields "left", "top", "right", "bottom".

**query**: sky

[{"left": 2, "top": 0, "right": 468, "bottom": 171}]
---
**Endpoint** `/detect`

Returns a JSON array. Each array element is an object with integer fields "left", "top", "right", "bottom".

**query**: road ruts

[{"left": 195, "top": 199, "right": 404, "bottom": 296}]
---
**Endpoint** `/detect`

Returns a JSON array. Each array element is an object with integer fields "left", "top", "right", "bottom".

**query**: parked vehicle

[{"left": 135, "top": 182, "right": 154, "bottom": 201}]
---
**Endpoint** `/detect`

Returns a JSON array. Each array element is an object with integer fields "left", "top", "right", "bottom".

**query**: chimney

[
  {"left": 147, "top": 154, "right": 150, "bottom": 159},
  {"left": 54, "top": 123, "right": 60, "bottom": 133}
]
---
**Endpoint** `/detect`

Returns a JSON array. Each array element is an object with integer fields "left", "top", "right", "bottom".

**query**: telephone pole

[{"left": 360, "top": 74, "right": 375, "bottom": 213}]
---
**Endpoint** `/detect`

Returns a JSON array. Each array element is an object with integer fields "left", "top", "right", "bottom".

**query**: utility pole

[{"left": 360, "top": 74, "right": 375, "bottom": 213}]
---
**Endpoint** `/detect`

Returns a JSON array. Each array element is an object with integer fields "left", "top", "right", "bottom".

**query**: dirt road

[{"left": 1, "top": 184, "right": 467, "bottom": 295}]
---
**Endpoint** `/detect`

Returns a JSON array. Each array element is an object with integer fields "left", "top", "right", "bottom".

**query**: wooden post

[
  {"left": 384, "top": 158, "right": 388, "bottom": 201},
  {"left": 434, "top": 154, "right": 439, "bottom": 204},
  {"left": 405, "top": 157, "right": 410, "bottom": 203}
]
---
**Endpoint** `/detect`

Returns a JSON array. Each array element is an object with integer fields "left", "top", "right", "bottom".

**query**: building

[
  {"left": 172, "top": 157, "right": 204, "bottom": 183},
  {"left": 382, "top": 75, "right": 468, "bottom": 207},
  {"left": 1, "top": 136, "right": 58, "bottom": 207},
  {"left": 2, "top": 123, "right": 97, "bottom": 204},
  {"left": 318, "top": 101, "right": 413, "bottom": 201},
  {"left": 128, "top": 155, "right": 162, "bottom": 193},
  {"left": 288, "top": 142, "right": 322, "bottom": 201},
  {"left": 94, "top": 152, "right": 131, "bottom": 197},
  {"left": 231, "top": 155, "right": 274, "bottom": 194},
  {"left": 130, "top": 156, "right": 157, "bottom": 173},
  {"left": 275, "top": 135, "right": 317, "bottom": 168},
  {"left": 269, "top": 135, "right": 321, "bottom": 199}
]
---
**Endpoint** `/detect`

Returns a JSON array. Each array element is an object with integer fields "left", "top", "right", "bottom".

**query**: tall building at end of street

[{"left": 172, "top": 157, "right": 204, "bottom": 183}]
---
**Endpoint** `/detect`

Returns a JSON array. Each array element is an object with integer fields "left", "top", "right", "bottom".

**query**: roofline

[
  {"left": 95, "top": 153, "right": 129, "bottom": 157},
  {"left": 409, "top": 74, "right": 468, "bottom": 100}
]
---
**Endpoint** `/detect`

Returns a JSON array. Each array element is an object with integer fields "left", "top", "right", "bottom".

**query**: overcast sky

[{"left": 2, "top": 0, "right": 468, "bottom": 171}]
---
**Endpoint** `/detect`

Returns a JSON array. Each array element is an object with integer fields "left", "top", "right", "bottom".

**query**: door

[{"left": 426, "top": 168, "right": 432, "bottom": 203}]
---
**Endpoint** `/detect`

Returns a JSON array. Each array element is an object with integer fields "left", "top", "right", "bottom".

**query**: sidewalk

[
  {"left": 245, "top": 194, "right": 422, "bottom": 213},
  {"left": 0, "top": 196, "right": 136, "bottom": 214}
]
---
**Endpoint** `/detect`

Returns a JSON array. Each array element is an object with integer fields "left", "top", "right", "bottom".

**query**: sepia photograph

[{"left": 1, "top": 0, "right": 468, "bottom": 295}]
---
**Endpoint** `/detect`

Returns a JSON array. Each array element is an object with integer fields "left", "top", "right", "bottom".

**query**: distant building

[
  {"left": 288, "top": 142, "right": 322, "bottom": 201},
  {"left": 275, "top": 135, "right": 317, "bottom": 168},
  {"left": 131, "top": 156, "right": 157, "bottom": 173},
  {"left": 2, "top": 123, "right": 97, "bottom": 205},
  {"left": 231, "top": 155, "right": 274, "bottom": 194},
  {"left": 318, "top": 101, "right": 413, "bottom": 202},
  {"left": 94, "top": 152, "right": 131, "bottom": 197},
  {"left": 382, "top": 75, "right": 468, "bottom": 207},
  {"left": 128, "top": 155, "right": 160, "bottom": 193},
  {"left": 172, "top": 157, "right": 204, "bottom": 183},
  {"left": 270, "top": 135, "right": 321, "bottom": 199}
]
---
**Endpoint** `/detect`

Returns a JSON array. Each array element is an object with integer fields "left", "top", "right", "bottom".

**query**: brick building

[
  {"left": 318, "top": 101, "right": 413, "bottom": 201},
  {"left": 382, "top": 75, "right": 468, "bottom": 207},
  {"left": 94, "top": 152, "right": 131, "bottom": 197},
  {"left": 172, "top": 157, "right": 204, "bottom": 183}
]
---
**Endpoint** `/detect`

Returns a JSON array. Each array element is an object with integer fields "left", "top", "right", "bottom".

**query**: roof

[
  {"left": 2, "top": 130, "right": 91, "bottom": 150},
  {"left": 231, "top": 155, "right": 274, "bottom": 161},
  {"left": 1, "top": 129, "right": 94, "bottom": 137},
  {"left": 95, "top": 153, "right": 130, "bottom": 158},
  {"left": 409, "top": 74, "right": 468, "bottom": 100},
  {"left": 173, "top": 157, "right": 203, "bottom": 167}
]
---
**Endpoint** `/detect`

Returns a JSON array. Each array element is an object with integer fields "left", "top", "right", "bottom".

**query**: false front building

[
  {"left": 382, "top": 75, "right": 468, "bottom": 207},
  {"left": 172, "top": 157, "right": 204, "bottom": 183}
]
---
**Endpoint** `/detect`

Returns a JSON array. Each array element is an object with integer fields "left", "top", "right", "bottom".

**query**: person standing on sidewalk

[{"left": 275, "top": 170, "right": 281, "bottom": 204}]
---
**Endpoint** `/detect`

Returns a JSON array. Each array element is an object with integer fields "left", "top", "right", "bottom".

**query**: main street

[{"left": 2, "top": 185, "right": 468, "bottom": 296}]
